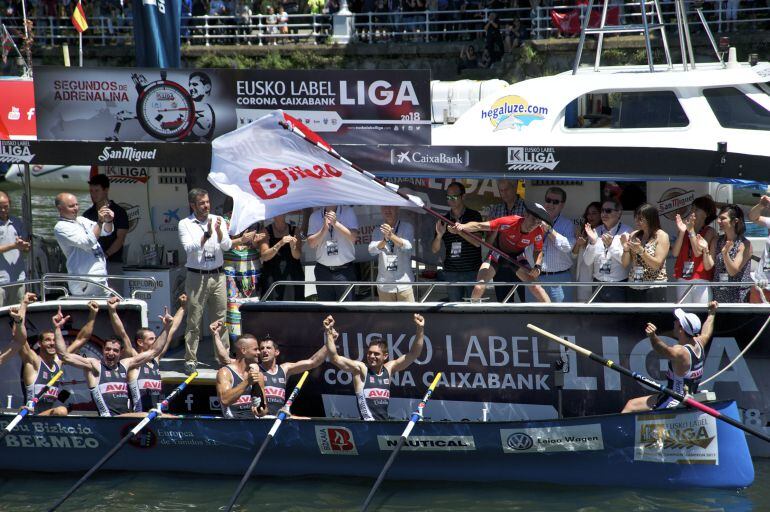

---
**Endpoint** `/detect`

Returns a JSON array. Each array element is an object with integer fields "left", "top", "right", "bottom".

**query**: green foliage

[
  {"left": 193, "top": 50, "right": 343, "bottom": 70},
  {"left": 194, "top": 53, "right": 257, "bottom": 69}
]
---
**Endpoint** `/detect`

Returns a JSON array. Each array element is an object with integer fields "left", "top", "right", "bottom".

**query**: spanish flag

[{"left": 71, "top": 0, "right": 88, "bottom": 33}]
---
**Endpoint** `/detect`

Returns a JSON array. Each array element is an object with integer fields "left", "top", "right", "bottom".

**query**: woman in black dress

[{"left": 259, "top": 214, "right": 305, "bottom": 301}]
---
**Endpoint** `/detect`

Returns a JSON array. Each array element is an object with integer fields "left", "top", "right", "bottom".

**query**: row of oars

[{"left": 4, "top": 323, "right": 769, "bottom": 511}]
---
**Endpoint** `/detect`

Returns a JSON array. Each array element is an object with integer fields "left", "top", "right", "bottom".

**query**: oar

[
  {"left": 224, "top": 370, "right": 310, "bottom": 512},
  {"left": 361, "top": 372, "right": 443, "bottom": 512},
  {"left": 47, "top": 371, "right": 199, "bottom": 512},
  {"left": 1, "top": 370, "right": 64, "bottom": 440},
  {"left": 526, "top": 323, "right": 770, "bottom": 444}
]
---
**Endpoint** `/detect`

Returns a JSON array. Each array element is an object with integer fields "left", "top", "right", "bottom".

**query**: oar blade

[{"left": 361, "top": 436, "right": 406, "bottom": 512}]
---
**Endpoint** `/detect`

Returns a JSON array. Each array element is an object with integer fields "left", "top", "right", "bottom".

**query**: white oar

[{"left": 361, "top": 372, "right": 443, "bottom": 512}]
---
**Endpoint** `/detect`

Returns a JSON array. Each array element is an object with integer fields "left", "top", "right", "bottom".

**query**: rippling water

[
  {"left": 0, "top": 461, "right": 766, "bottom": 512},
  {"left": 1, "top": 186, "right": 91, "bottom": 240}
]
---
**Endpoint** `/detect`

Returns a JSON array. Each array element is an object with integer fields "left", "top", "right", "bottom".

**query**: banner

[
  {"left": 0, "top": 79, "right": 36, "bottom": 140},
  {"left": 33, "top": 67, "right": 430, "bottom": 145},
  {"left": 132, "top": 0, "right": 181, "bottom": 68},
  {"left": 238, "top": 304, "right": 770, "bottom": 423},
  {"left": 208, "top": 111, "right": 418, "bottom": 233}
]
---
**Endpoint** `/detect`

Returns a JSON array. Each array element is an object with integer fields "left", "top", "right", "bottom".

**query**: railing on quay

[
  {"left": 261, "top": 279, "right": 768, "bottom": 304},
  {"left": 0, "top": 6, "right": 765, "bottom": 50}
]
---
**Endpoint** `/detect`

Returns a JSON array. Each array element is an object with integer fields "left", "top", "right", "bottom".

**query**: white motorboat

[{"left": 3, "top": 163, "right": 91, "bottom": 191}]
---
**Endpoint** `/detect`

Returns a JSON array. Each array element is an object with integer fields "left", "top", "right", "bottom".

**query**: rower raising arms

[
  {"left": 211, "top": 319, "right": 235, "bottom": 366},
  {"left": 258, "top": 334, "right": 327, "bottom": 416},
  {"left": 1, "top": 305, "right": 27, "bottom": 366},
  {"left": 54, "top": 306, "right": 174, "bottom": 416},
  {"left": 106, "top": 296, "right": 137, "bottom": 358},
  {"left": 15, "top": 295, "right": 96, "bottom": 416},
  {"left": 216, "top": 334, "right": 267, "bottom": 419},
  {"left": 325, "top": 313, "right": 425, "bottom": 420},
  {"left": 622, "top": 301, "right": 718, "bottom": 413},
  {"left": 126, "top": 295, "right": 187, "bottom": 412}
]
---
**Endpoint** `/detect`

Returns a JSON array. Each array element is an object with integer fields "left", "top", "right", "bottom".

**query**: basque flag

[
  {"left": 208, "top": 111, "right": 419, "bottom": 235},
  {"left": 71, "top": 0, "right": 88, "bottom": 33}
]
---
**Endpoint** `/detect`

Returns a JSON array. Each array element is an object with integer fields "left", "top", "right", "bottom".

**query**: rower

[
  {"left": 325, "top": 313, "right": 425, "bottom": 421},
  {"left": 216, "top": 334, "right": 267, "bottom": 419},
  {"left": 54, "top": 303, "right": 176, "bottom": 416},
  {"left": 622, "top": 301, "right": 718, "bottom": 413},
  {"left": 109, "top": 295, "right": 187, "bottom": 412},
  {"left": 14, "top": 293, "right": 96, "bottom": 416}
]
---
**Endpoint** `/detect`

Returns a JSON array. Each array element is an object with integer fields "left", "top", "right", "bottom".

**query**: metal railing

[
  {"left": 0, "top": 5, "right": 765, "bottom": 49},
  {"left": 260, "top": 279, "right": 766, "bottom": 304}
]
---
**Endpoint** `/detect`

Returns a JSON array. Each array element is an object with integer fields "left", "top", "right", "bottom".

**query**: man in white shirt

[
  {"left": 53, "top": 192, "right": 114, "bottom": 297},
  {"left": 0, "top": 192, "right": 29, "bottom": 306},
  {"left": 583, "top": 199, "right": 632, "bottom": 302},
  {"left": 178, "top": 188, "right": 232, "bottom": 374},
  {"left": 368, "top": 206, "right": 415, "bottom": 302},
  {"left": 525, "top": 187, "right": 575, "bottom": 303},
  {"left": 307, "top": 205, "right": 359, "bottom": 301}
]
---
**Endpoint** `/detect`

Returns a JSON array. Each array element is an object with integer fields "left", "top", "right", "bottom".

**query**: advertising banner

[
  {"left": 33, "top": 67, "right": 431, "bottom": 145},
  {"left": 0, "top": 79, "right": 36, "bottom": 140},
  {"left": 239, "top": 304, "right": 770, "bottom": 424}
]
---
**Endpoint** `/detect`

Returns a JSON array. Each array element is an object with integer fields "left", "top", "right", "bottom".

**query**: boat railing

[
  {"left": 261, "top": 279, "right": 766, "bottom": 304},
  {"left": 18, "top": 273, "right": 159, "bottom": 302}
]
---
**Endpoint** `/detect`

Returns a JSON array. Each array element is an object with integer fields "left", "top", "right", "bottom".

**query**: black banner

[
  {"left": 33, "top": 67, "right": 431, "bottom": 145},
  {"left": 238, "top": 303, "right": 770, "bottom": 422}
]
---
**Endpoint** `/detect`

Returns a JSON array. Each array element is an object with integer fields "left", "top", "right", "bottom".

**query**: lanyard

[{"left": 386, "top": 220, "right": 400, "bottom": 251}]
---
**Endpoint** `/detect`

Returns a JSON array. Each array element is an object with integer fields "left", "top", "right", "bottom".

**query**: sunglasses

[
  {"left": 446, "top": 194, "right": 462, "bottom": 201},
  {"left": 544, "top": 198, "right": 562, "bottom": 205},
  {"left": 601, "top": 208, "right": 618, "bottom": 214}
]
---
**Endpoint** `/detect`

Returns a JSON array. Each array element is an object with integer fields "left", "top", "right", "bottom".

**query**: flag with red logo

[
  {"left": 208, "top": 110, "right": 420, "bottom": 236},
  {"left": 71, "top": 0, "right": 89, "bottom": 33},
  {"left": 1, "top": 24, "right": 15, "bottom": 64}
]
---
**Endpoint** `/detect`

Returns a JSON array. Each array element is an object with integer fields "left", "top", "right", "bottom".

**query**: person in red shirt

[{"left": 455, "top": 200, "right": 551, "bottom": 303}]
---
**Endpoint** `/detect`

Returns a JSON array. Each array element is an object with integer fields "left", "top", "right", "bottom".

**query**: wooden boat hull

[{"left": 0, "top": 401, "right": 753, "bottom": 489}]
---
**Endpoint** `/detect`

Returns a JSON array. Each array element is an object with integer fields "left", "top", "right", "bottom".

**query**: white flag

[{"left": 208, "top": 110, "right": 418, "bottom": 235}]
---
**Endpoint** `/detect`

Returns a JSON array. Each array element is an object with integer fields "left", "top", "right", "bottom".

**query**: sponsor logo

[
  {"left": 249, "top": 164, "right": 342, "bottom": 200},
  {"left": 634, "top": 412, "right": 718, "bottom": 464},
  {"left": 7, "top": 106, "right": 20, "bottom": 121},
  {"left": 119, "top": 202, "right": 141, "bottom": 233},
  {"left": 377, "top": 435, "right": 476, "bottom": 451},
  {"left": 138, "top": 380, "right": 162, "bottom": 391},
  {"left": 482, "top": 95, "right": 548, "bottom": 131},
  {"left": 121, "top": 423, "right": 157, "bottom": 449},
  {"left": 364, "top": 388, "right": 390, "bottom": 399},
  {"left": 390, "top": 149, "right": 469, "bottom": 167},
  {"left": 339, "top": 80, "right": 420, "bottom": 106},
  {"left": 209, "top": 395, "right": 221, "bottom": 411},
  {"left": 506, "top": 147, "right": 559, "bottom": 171},
  {"left": 98, "top": 146, "right": 158, "bottom": 163},
  {"left": 265, "top": 386, "right": 286, "bottom": 400},
  {"left": 0, "top": 141, "right": 34, "bottom": 163},
  {"left": 657, "top": 188, "right": 695, "bottom": 220},
  {"left": 506, "top": 432, "right": 534, "bottom": 451},
  {"left": 101, "top": 383, "right": 128, "bottom": 394},
  {"left": 500, "top": 425, "right": 604, "bottom": 453},
  {"left": 159, "top": 208, "right": 181, "bottom": 232},
  {"left": 316, "top": 426, "right": 358, "bottom": 455},
  {"left": 104, "top": 166, "right": 150, "bottom": 184}
]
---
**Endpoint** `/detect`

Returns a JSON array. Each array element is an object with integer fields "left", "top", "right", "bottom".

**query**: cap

[
  {"left": 523, "top": 200, "right": 553, "bottom": 227},
  {"left": 87, "top": 174, "right": 110, "bottom": 188},
  {"left": 674, "top": 308, "right": 701, "bottom": 336}
]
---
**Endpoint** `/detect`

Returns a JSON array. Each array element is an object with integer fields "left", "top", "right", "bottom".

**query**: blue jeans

[
  {"left": 526, "top": 270, "right": 574, "bottom": 303},
  {"left": 440, "top": 270, "right": 477, "bottom": 302}
]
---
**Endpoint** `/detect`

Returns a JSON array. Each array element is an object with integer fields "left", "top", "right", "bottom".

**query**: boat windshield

[
  {"left": 704, "top": 87, "right": 770, "bottom": 130},
  {"left": 565, "top": 90, "right": 689, "bottom": 129}
]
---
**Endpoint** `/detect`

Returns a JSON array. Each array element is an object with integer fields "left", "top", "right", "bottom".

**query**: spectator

[
  {"left": 237, "top": 2, "right": 253, "bottom": 43},
  {"left": 485, "top": 179, "right": 526, "bottom": 301},
  {"left": 484, "top": 11, "right": 504, "bottom": 63},
  {"left": 259, "top": 213, "right": 304, "bottom": 301},
  {"left": 704, "top": 204, "right": 752, "bottom": 303},
  {"left": 307, "top": 205, "right": 359, "bottom": 301},
  {"left": 278, "top": 6, "right": 289, "bottom": 36},
  {"left": 573, "top": 201, "right": 601, "bottom": 302},
  {"left": 621, "top": 203, "right": 669, "bottom": 303},
  {"left": 583, "top": 199, "right": 632, "bottom": 302},
  {"left": 431, "top": 182, "right": 482, "bottom": 302},
  {"left": 82, "top": 174, "right": 129, "bottom": 278},
  {"left": 671, "top": 196, "right": 717, "bottom": 303},
  {"left": 369, "top": 206, "right": 415, "bottom": 302},
  {"left": 479, "top": 48, "right": 492, "bottom": 68},
  {"left": 179, "top": 188, "right": 232, "bottom": 374},
  {"left": 265, "top": 5, "right": 279, "bottom": 43},
  {"left": 503, "top": 17, "right": 526, "bottom": 50},
  {"left": 458, "top": 44, "right": 479, "bottom": 73},
  {"left": 0, "top": 191, "right": 29, "bottom": 307},
  {"left": 223, "top": 220, "right": 265, "bottom": 301},
  {"left": 53, "top": 192, "right": 114, "bottom": 296},
  {"left": 525, "top": 187, "right": 575, "bottom": 302},
  {"left": 749, "top": 194, "right": 770, "bottom": 301}
]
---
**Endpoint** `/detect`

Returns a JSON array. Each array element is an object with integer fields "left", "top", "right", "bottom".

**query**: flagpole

[
  {"left": 78, "top": 32, "right": 83, "bottom": 67},
  {"left": 20, "top": 0, "right": 29, "bottom": 38}
]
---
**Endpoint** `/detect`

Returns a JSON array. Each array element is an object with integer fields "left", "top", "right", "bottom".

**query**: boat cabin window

[
  {"left": 565, "top": 91, "right": 688, "bottom": 129},
  {"left": 704, "top": 87, "right": 770, "bottom": 130}
]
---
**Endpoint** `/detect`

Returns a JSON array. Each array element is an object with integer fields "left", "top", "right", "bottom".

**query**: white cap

[{"left": 674, "top": 308, "right": 701, "bottom": 337}]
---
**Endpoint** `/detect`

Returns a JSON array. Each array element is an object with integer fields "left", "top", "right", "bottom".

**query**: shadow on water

[{"left": 0, "top": 460, "right": 766, "bottom": 512}]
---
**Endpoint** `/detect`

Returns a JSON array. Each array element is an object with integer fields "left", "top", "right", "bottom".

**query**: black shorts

[{"left": 487, "top": 250, "right": 528, "bottom": 274}]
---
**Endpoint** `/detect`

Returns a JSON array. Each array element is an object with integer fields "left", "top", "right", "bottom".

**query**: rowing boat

[{"left": 0, "top": 400, "right": 753, "bottom": 489}]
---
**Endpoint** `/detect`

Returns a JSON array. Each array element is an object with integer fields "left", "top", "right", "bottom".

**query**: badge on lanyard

[
  {"left": 384, "top": 253, "right": 399, "bottom": 271},
  {"left": 682, "top": 261, "right": 695, "bottom": 279},
  {"left": 632, "top": 266, "right": 644, "bottom": 282},
  {"left": 450, "top": 241, "right": 462, "bottom": 258},
  {"left": 599, "top": 260, "right": 611, "bottom": 275},
  {"left": 326, "top": 239, "right": 339, "bottom": 256}
]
